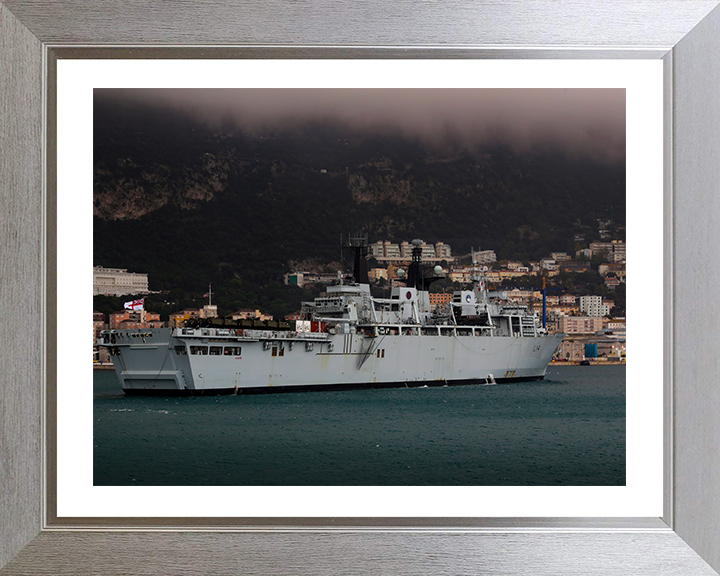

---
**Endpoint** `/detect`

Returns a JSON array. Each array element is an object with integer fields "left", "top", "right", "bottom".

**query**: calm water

[{"left": 94, "top": 366, "right": 625, "bottom": 486}]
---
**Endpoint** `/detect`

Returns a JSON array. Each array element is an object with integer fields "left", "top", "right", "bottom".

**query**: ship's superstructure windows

[
  {"left": 190, "top": 346, "right": 208, "bottom": 355},
  {"left": 224, "top": 346, "right": 242, "bottom": 356},
  {"left": 174, "top": 345, "right": 187, "bottom": 355},
  {"left": 209, "top": 346, "right": 223, "bottom": 356}
]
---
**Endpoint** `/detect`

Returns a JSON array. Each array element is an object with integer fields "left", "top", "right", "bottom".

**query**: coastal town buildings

[
  {"left": 229, "top": 309, "right": 274, "bottom": 321},
  {"left": 169, "top": 308, "right": 200, "bottom": 327},
  {"left": 109, "top": 310, "right": 162, "bottom": 330},
  {"left": 95, "top": 233, "right": 627, "bottom": 367}
]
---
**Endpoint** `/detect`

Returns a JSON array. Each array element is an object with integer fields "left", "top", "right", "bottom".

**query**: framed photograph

[
  {"left": 2, "top": 1, "right": 720, "bottom": 574},
  {"left": 72, "top": 65, "right": 649, "bottom": 514}
]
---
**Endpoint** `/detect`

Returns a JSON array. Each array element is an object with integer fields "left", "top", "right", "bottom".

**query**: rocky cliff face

[{"left": 93, "top": 153, "right": 229, "bottom": 220}]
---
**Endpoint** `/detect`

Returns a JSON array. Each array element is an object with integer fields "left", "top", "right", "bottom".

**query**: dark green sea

[{"left": 93, "top": 366, "right": 625, "bottom": 486}]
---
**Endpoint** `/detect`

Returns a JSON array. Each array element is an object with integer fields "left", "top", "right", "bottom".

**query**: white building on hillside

[
  {"left": 579, "top": 295, "right": 611, "bottom": 317},
  {"left": 93, "top": 266, "right": 149, "bottom": 296}
]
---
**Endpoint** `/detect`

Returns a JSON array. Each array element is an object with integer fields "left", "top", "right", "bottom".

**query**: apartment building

[
  {"left": 579, "top": 295, "right": 611, "bottom": 317},
  {"left": 558, "top": 316, "right": 604, "bottom": 334},
  {"left": 589, "top": 242, "right": 614, "bottom": 259},
  {"left": 369, "top": 240, "right": 453, "bottom": 263},
  {"left": 611, "top": 240, "right": 626, "bottom": 263},
  {"left": 368, "top": 268, "right": 389, "bottom": 282},
  {"left": 590, "top": 240, "right": 626, "bottom": 263},
  {"left": 93, "top": 266, "right": 149, "bottom": 296},
  {"left": 472, "top": 249, "right": 497, "bottom": 265},
  {"left": 428, "top": 292, "right": 452, "bottom": 307}
]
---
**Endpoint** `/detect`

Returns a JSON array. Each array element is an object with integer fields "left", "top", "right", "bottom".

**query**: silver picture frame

[{"left": 2, "top": 1, "right": 720, "bottom": 574}]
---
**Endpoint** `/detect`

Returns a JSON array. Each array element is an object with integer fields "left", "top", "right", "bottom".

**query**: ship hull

[
  {"left": 121, "top": 375, "right": 546, "bottom": 396},
  {"left": 102, "top": 327, "right": 564, "bottom": 395}
]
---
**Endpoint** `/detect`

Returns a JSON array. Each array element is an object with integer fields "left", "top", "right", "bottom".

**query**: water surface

[{"left": 94, "top": 366, "right": 625, "bottom": 486}]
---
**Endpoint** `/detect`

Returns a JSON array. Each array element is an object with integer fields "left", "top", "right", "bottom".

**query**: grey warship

[{"left": 98, "top": 238, "right": 564, "bottom": 395}]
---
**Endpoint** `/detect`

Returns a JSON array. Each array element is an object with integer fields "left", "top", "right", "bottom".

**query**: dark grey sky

[{"left": 99, "top": 88, "right": 625, "bottom": 163}]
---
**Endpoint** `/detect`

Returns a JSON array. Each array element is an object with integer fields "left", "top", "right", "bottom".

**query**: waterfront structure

[
  {"left": 93, "top": 266, "right": 149, "bottom": 296},
  {"left": 557, "top": 339, "right": 586, "bottom": 361}
]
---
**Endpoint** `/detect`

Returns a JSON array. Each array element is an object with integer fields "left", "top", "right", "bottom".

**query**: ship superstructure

[{"left": 98, "top": 238, "right": 564, "bottom": 395}]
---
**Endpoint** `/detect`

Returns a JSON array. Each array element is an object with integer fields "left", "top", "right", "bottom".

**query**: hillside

[{"left": 93, "top": 97, "right": 625, "bottom": 318}]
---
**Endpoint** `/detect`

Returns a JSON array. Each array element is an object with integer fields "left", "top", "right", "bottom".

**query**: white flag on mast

[{"left": 124, "top": 298, "right": 144, "bottom": 310}]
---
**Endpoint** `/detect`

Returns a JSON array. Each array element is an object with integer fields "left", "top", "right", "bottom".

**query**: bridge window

[
  {"left": 190, "top": 346, "right": 208, "bottom": 355},
  {"left": 209, "top": 346, "right": 223, "bottom": 356},
  {"left": 224, "top": 346, "right": 242, "bottom": 356}
]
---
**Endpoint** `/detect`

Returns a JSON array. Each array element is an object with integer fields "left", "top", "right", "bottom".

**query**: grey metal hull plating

[{"left": 106, "top": 328, "right": 564, "bottom": 395}]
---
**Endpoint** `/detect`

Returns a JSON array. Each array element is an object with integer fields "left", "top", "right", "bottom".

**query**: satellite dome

[
  {"left": 412, "top": 238, "right": 423, "bottom": 246},
  {"left": 434, "top": 265, "right": 443, "bottom": 275},
  {"left": 397, "top": 269, "right": 406, "bottom": 278}
]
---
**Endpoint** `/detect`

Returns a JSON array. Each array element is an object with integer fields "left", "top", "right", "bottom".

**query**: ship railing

[{"left": 176, "top": 326, "right": 331, "bottom": 342}]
